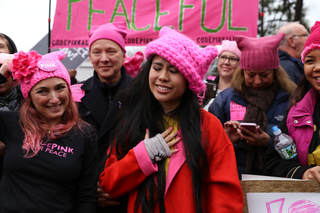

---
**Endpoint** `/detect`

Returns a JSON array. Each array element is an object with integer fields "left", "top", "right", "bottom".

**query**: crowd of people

[{"left": 0, "top": 19, "right": 319, "bottom": 212}]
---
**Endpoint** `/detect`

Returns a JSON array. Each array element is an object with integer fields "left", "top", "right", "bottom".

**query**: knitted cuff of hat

[
  {"left": 143, "top": 134, "right": 172, "bottom": 163},
  {"left": 301, "top": 44, "right": 320, "bottom": 63}
]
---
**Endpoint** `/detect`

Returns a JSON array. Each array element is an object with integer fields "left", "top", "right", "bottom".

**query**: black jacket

[
  {"left": 77, "top": 67, "right": 132, "bottom": 213},
  {"left": 0, "top": 111, "right": 98, "bottom": 213},
  {"left": 77, "top": 67, "right": 132, "bottom": 163},
  {"left": 278, "top": 50, "right": 304, "bottom": 85}
]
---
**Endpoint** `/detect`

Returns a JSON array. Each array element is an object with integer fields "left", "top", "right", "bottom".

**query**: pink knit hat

[
  {"left": 10, "top": 50, "right": 71, "bottom": 99},
  {"left": 301, "top": 21, "right": 320, "bottom": 63},
  {"left": 89, "top": 22, "right": 127, "bottom": 52},
  {"left": 219, "top": 40, "right": 241, "bottom": 58},
  {"left": 145, "top": 27, "right": 218, "bottom": 95},
  {"left": 235, "top": 33, "right": 285, "bottom": 70}
]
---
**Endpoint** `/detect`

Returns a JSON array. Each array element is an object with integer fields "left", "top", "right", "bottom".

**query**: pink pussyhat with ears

[
  {"left": 235, "top": 33, "right": 285, "bottom": 70},
  {"left": 145, "top": 27, "right": 218, "bottom": 95},
  {"left": 10, "top": 50, "right": 71, "bottom": 99},
  {"left": 301, "top": 21, "right": 320, "bottom": 63}
]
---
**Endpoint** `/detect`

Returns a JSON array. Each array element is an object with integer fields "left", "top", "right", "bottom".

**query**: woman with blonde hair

[
  {"left": 209, "top": 33, "right": 296, "bottom": 178},
  {"left": 203, "top": 40, "right": 241, "bottom": 110},
  {"left": 232, "top": 65, "right": 296, "bottom": 95}
]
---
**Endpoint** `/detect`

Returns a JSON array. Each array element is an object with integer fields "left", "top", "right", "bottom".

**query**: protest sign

[
  {"left": 247, "top": 193, "right": 320, "bottom": 213},
  {"left": 31, "top": 34, "right": 89, "bottom": 70},
  {"left": 52, "top": 0, "right": 259, "bottom": 48},
  {"left": 241, "top": 179, "right": 320, "bottom": 213}
]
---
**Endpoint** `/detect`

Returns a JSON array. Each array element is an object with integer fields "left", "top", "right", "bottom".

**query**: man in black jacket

[
  {"left": 277, "top": 22, "right": 309, "bottom": 84},
  {"left": 76, "top": 22, "right": 132, "bottom": 213}
]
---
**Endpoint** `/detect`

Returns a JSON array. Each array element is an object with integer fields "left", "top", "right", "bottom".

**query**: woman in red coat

[{"left": 100, "top": 27, "right": 243, "bottom": 213}]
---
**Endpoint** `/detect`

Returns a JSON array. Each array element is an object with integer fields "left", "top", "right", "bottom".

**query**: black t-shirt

[{"left": 0, "top": 111, "right": 98, "bottom": 213}]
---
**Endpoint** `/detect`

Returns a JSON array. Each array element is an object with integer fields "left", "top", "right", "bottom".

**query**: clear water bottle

[{"left": 272, "top": 126, "right": 298, "bottom": 160}]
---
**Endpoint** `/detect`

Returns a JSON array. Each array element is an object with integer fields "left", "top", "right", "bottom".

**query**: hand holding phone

[{"left": 239, "top": 123, "right": 257, "bottom": 134}]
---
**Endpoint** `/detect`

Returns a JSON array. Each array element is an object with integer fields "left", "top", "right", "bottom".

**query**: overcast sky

[{"left": 0, "top": 0, "right": 318, "bottom": 52}]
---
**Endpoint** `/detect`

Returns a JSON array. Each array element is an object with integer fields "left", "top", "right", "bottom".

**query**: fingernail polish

[{"left": 146, "top": 128, "right": 148, "bottom": 132}]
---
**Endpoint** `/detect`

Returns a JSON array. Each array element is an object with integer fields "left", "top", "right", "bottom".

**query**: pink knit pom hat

[
  {"left": 219, "top": 40, "right": 241, "bottom": 58},
  {"left": 301, "top": 21, "right": 320, "bottom": 63},
  {"left": 10, "top": 50, "right": 71, "bottom": 99},
  {"left": 145, "top": 27, "right": 218, "bottom": 95},
  {"left": 89, "top": 22, "right": 127, "bottom": 52},
  {"left": 235, "top": 33, "right": 285, "bottom": 70}
]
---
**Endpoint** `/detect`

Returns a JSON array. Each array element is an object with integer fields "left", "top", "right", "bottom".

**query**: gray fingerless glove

[{"left": 143, "top": 134, "right": 172, "bottom": 163}]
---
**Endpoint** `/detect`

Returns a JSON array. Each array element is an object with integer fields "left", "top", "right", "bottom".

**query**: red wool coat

[{"left": 100, "top": 109, "right": 243, "bottom": 212}]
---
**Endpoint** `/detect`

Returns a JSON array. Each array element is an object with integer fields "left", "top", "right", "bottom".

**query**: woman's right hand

[
  {"left": 224, "top": 120, "right": 241, "bottom": 143},
  {"left": 0, "top": 60, "right": 12, "bottom": 79},
  {"left": 302, "top": 166, "right": 320, "bottom": 183}
]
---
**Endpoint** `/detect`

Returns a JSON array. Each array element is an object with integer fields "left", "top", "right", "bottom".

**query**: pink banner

[{"left": 51, "top": 0, "right": 259, "bottom": 48}]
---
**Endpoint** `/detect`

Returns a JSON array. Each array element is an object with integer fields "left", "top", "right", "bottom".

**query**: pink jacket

[{"left": 287, "top": 87, "right": 319, "bottom": 166}]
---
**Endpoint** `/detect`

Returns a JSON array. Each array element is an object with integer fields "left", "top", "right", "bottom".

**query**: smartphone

[
  {"left": 205, "top": 81, "right": 217, "bottom": 98},
  {"left": 240, "top": 123, "right": 257, "bottom": 134}
]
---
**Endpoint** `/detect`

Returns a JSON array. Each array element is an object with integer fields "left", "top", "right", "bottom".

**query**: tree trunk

[{"left": 294, "top": 0, "right": 303, "bottom": 22}]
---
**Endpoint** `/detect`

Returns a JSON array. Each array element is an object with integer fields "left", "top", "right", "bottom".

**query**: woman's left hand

[{"left": 238, "top": 125, "right": 270, "bottom": 147}]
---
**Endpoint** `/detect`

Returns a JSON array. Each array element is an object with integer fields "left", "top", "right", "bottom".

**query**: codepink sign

[
  {"left": 51, "top": 0, "right": 259, "bottom": 48},
  {"left": 70, "top": 84, "right": 85, "bottom": 102}
]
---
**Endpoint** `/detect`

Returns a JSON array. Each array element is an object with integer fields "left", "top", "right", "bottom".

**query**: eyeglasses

[
  {"left": 218, "top": 55, "right": 239, "bottom": 65},
  {"left": 291, "top": 33, "right": 309, "bottom": 38}
]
